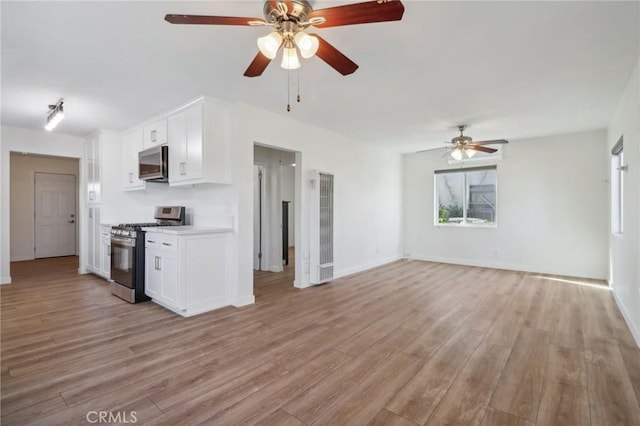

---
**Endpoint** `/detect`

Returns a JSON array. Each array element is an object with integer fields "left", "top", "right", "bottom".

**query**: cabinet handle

[
  {"left": 156, "top": 256, "right": 162, "bottom": 271},
  {"left": 151, "top": 130, "right": 157, "bottom": 142},
  {"left": 89, "top": 209, "right": 93, "bottom": 219},
  {"left": 107, "top": 245, "right": 110, "bottom": 256},
  {"left": 128, "top": 172, "right": 133, "bottom": 183},
  {"left": 162, "top": 242, "right": 172, "bottom": 247},
  {"left": 154, "top": 256, "right": 159, "bottom": 270},
  {"left": 180, "top": 162, "right": 186, "bottom": 175}
]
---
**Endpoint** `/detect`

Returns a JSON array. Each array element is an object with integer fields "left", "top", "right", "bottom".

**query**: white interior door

[{"left": 35, "top": 172, "right": 77, "bottom": 258}]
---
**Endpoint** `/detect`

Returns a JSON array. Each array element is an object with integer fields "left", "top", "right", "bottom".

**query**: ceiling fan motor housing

[
  {"left": 263, "top": 0, "right": 312, "bottom": 24},
  {"left": 452, "top": 135, "right": 472, "bottom": 145}
]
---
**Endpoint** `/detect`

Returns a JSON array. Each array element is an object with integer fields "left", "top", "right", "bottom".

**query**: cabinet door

[
  {"left": 185, "top": 104, "right": 204, "bottom": 180},
  {"left": 143, "top": 119, "right": 168, "bottom": 149},
  {"left": 168, "top": 103, "right": 203, "bottom": 184},
  {"left": 86, "top": 137, "right": 95, "bottom": 203},
  {"left": 101, "top": 226, "right": 111, "bottom": 278},
  {"left": 121, "top": 128, "right": 145, "bottom": 191},
  {"left": 86, "top": 135, "right": 102, "bottom": 204},
  {"left": 93, "top": 207, "right": 101, "bottom": 271},
  {"left": 145, "top": 247, "right": 162, "bottom": 299},
  {"left": 159, "top": 253, "right": 179, "bottom": 307},
  {"left": 87, "top": 207, "right": 95, "bottom": 270},
  {"left": 101, "top": 237, "right": 111, "bottom": 278},
  {"left": 87, "top": 206, "right": 101, "bottom": 271}
]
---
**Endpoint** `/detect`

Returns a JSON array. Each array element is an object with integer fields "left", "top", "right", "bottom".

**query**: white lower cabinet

[
  {"left": 100, "top": 225, "right": 111, "bottom": 279},
  {"left": 144, "top": 230, "right": 230, "bottom": 317},
  {"left": 86, "top": 208, "right": 111, "bottom": 280},
  {"left": 145, "top": 239, "right": 179, "bottom": 306}
]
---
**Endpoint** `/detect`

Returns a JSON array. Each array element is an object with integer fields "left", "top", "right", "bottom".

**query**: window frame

[{"left": 434, "top": 165, "right": 498, "bottom": 228}]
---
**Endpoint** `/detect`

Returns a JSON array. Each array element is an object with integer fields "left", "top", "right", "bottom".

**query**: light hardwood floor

[{"left": 1, "top": 256, "right": 639, "bottom": 425}]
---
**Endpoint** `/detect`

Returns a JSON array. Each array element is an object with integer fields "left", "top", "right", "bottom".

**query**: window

[
  {"left": 435, "top": 166, "right": 497, "bottom": 226},
  {"left": 611, "top": 136, "right": 624, "bottom": 234}
]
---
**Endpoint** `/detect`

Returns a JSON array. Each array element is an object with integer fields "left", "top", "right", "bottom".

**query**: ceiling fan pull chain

[
  {"left": 287, "top": 68, "right": 291, "bottom": 112},
  {"left": 297, "top": 68, "right": 301, "bottom": 103}
]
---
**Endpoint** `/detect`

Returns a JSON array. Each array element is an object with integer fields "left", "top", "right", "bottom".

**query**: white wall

[
  {"left": 1, "top": 126, "right": 86, "bottom": 284},
  {"left": 608, "top": 58, "right": 640, "bottom": 346},
  {"left": 236, "top": 102, "right": 404, "bottom": 298},
  {"left": 10, "top": 153, "right": 79, "bottom": 261},
  {"left": 403, "top": 129, "right": 609, "bottom": 280}
]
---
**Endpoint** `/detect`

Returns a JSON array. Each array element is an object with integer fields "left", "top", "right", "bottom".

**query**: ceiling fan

[
  {"left": 420, "top": 126, "right": 509, "bottom": 160},
  {"left": 164, "top": 0, "right": 405, "bottom": 78}
]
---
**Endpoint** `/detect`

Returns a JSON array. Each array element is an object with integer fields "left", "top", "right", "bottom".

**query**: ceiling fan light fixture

[
  {"left": 465, "top": 148, "right": 476, "bottom": 158},
  {"left": 451, "top": 148, "right": 463, "bottom": 161},
  {"left": 257, "top": 31, "right": 283, "bottom": 59},
  {"left": 281, "top": 46, "right": 301, "bottom": 70},
  {"left": 294, "top": 32, "right": 319, "bottom": 58}
]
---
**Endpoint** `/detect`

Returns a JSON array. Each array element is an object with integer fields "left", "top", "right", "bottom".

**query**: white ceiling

[{"left": 2, "top": 1, "right": 638, "bottom": 153}]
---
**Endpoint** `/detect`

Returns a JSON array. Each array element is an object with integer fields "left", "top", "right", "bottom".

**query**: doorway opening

[
  {"left": 253, "top": 144, "right": 299, "bottom": 301},
  {"left": 9, "top": 152, "right": 80, "bottom": 269}
]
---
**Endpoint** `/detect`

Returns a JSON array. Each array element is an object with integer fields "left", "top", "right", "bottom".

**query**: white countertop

[{"left": 141, "top": 226, "right": 233, "bottom": 235}]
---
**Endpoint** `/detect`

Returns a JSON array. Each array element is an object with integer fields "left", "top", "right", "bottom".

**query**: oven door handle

[{"left": 111, "top": 236, "right": 136, "bottom": 247}]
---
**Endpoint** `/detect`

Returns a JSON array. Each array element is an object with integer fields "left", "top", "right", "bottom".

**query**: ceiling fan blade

[
  {"left": 472, "top": 139, "right": 509, "bottom": 146},
  {"left": 244, "top": 52, "right": 272, "bottom": 77},
  {"left": 309, "top": 0, "right": 405, "bottom": 28},
  {"left": 165, "top": 14, "right": 264, "bottom": 26},
  {"left": 312, "top": 34, "right": 359, "bottom": 75},
  {"left": 469, "top": 145, "right": 498, "bottom": 154}
]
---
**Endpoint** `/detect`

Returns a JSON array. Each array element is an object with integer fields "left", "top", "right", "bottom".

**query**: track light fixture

[{"left": 45, "top": 99, "right": 64, "bottom": 131}]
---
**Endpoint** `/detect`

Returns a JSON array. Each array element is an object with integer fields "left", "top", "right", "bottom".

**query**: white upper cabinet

[
  {"left": 143, "top": 118, "right": 168, "bottom": 149},
  {"left": 86, "top": 133, "right": 102, "bottom": 204},
  {"left": 168, "top": 97, "right": 231, "bottom": 186},
  {"left": 121, "top": 127, "right": 146, "bottom": 191}
]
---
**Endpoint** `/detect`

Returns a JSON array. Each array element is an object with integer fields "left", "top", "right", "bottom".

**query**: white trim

[
  {"left": 407, "top": 255, "right": 607, "bottom": 281},
  {"left": 1, "top": 276, "right": 11, "bottom": 285},
  {"left": 10, "top": 255, "right": 33, "bottom": 262},
  {"left": 268, "top": 265, "right": 284, "bottom": 273},
  {"left": 334, "top": 256, "right": 403, "bottom": 280},
  {"left": 293, "top": 256, "right": 402, "bottom": 289},
  {"left": 409, "top": 254, "right": 530, "bottom": 273},
  {"left": 612, "top": 288, "right": 640, "bottom": 348},
  {"left": 231, "top": 294, "right": 255, "bottom": 307}
]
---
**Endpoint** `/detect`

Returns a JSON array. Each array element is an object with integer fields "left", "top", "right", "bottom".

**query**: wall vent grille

[{"left": 310, "top": 171, "right": 334, "bottom": 284}]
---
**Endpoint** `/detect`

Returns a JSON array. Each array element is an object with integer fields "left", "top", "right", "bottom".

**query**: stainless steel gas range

[{"left": 110, "top": 206, "right": 185, "bottom": 303}]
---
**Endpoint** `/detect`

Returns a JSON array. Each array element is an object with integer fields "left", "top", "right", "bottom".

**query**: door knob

[{"left": 68, "top": 220, "right": 75, "bottom": 223}]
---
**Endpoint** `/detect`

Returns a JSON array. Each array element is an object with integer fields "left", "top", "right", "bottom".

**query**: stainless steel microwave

[{"left": 139, "top": 145, "right": 168, "bottom": 182}]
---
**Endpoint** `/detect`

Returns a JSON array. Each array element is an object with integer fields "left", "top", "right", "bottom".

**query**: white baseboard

[
  {"left": 407, "top": 255, "right": 606, "bottom": 281},
  {"left": 10, "top": 255, "right": 33, "bottom": 262},
  {"left": 232, "top": 294, "right": 255, "bottom": 307},
  {"left": 408, "top": 255, "right": 532, "bottom": 274},
  {"left": 612, "top": 288, "right": 640, "bottom": 348},
  {"left": 334, "top": 255, "right": 403, "bottom": 280},
  {"left": 1, "top": 276, "right": 12, "bottom": 285}
]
